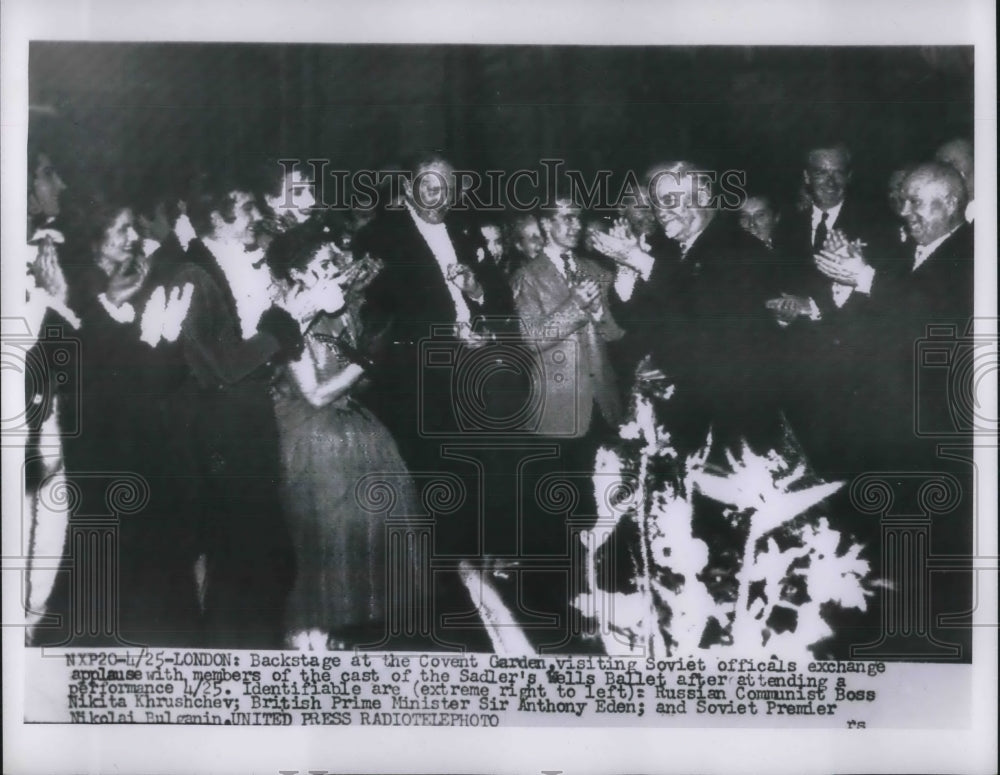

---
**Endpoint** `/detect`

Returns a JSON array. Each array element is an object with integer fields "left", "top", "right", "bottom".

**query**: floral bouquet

[{"left": 574, "top": 374, "right": 877, "bottom": 659}]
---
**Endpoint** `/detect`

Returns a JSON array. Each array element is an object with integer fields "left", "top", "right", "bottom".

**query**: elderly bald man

[
  {"left": 814, "top": 161, "right": 970, "bottom": 309},
  {"left": 810, "top": 161, "right": 972, "bottom": 470}
]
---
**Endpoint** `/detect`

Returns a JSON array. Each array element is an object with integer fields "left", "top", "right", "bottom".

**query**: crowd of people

[{"left": 21, "top": 134, "right": 975, "bottom": 654}]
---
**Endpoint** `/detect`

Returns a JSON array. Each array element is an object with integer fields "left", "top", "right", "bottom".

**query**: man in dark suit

[
  {"left": 361, "top": 154, "right": 522, "bottom": 650},
  {"left": 766, "top": 145, "right": 899, "bottom": 477},
  {"left": 810, "top": 161, "right": 974, "bottom": 660},
  {"left": 594, "top": 161, "right": 781, "bottom": 454},
  {"left": 773, "top": 143, "right": 895, "bottom": 319},
  {"left": 813, "top": 160, "right": 973, "bottom": 469},
  {"left": 175, "top": 188, "right": 307, "bottom": 649}
]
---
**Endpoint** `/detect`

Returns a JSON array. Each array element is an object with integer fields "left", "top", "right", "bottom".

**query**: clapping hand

[
  {"left": 765, "top": 293, "right": 812, "bottom": 325},
  {"left": 587, "top": 228, "right": 637, "bottom": 263},
  {"left": 573, "top": 278, "right": 601, "bottom": 310},
  {"left": 140, "top": 283, "right": 194, "bottom": 346},
  {"left": 29, "top": 238, "right": 68, "bottom": 306},
  {"left": 815, "top": 228, "right": 870, "bottom": 288},
  {"left": 814, "top": 250, "right": 868, "bottom": 288},
  {"left": 608, "top": 216, "right": 635, "bottom": 242},
  {"left": 446, "top": 264, "right": 484, "bottom": 301},
  {"left": 821, "top": 228, "right": 863, "bottom": 258},
  {"left": 105, "top": 255, "right": 150, "bottom": 306}
]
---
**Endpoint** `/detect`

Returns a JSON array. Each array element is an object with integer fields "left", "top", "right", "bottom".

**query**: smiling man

[
  {"left": 809, "top": 160, "right": 972, "bottom": 467},
  {"left": 814, "top": 161, "right": 970, "bottom": 302},
  {"left": 597, "top": 161, "right": 778, "bottom": 453},
  {"left": 773, "top": 143, "right": 896, "bottom": 317}
]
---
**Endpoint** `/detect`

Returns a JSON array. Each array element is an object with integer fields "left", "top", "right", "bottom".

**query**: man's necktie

[
  {"left": 813, "top": 211, "right": 829, "bottom": 253},
  {"left": 561, "top": 251, "right": 575, "bottom": 282}
]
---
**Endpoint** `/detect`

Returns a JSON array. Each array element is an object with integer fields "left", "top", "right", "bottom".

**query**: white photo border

[{"left": 3, "top": 1, "right": 996, "bottom": 773}]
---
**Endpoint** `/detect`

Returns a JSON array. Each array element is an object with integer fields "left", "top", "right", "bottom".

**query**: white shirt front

[
  {"left": 678, "top": 222, "right": 710, "bottom": 259},
  {"left": 913, "top": 224, "right": 962, "bottom": 272},
  {"left": 405, "top": 203, "right": 472, "bottom": 328},
  {"left": 202, "top": 237, "right": 275, "bottom": 339}
]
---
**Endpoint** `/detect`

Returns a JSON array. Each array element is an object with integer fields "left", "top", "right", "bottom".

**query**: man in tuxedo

[
  {"left": 362, "top": 155, "right": 518, "bottom": 462},
  {"left": 174, "top": 188, "right": 308, "bottom": 648},
  {"left": 361, "top": 154, "right": 521, "bottom": 650},
  {"left": 187, "top": 189, "right": 277, "bottom": 339},
  {"left": 23, "top": 148, "right": 82, "bottom": 645}
]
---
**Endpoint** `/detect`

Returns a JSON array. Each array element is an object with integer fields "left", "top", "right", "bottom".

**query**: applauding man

[
  {"left": 810, "top": 161, "right": 972, "bottom": 469},
  {"left": 813, "top": 161, "right": 971, "bottom": 324},
  {"left": 590, "top": 161, "right": 777, "bottom": 452},
  {"left": 512, "top": 201, "right": 623, "bottom": 444}
]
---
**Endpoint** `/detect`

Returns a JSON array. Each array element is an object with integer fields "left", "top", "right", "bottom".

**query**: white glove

[{"left": 140, "top": 284, "right": 194, "bottom": 346}]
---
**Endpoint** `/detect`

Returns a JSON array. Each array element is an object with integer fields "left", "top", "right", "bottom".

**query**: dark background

[{"left": 29, "top": 43, "right": 973, "bottom": 210}]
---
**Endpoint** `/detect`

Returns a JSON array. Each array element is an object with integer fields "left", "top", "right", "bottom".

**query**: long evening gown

[{"left": 272, "top": 311, "right": 419, "bottom": 644}]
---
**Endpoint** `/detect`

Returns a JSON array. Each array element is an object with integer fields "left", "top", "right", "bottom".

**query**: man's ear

[
  {"left": 943, "top": 192, "right": 959, "bottom": 218},
  {"left": 401, "top": 177, "right": 413, "bottom": 200}
]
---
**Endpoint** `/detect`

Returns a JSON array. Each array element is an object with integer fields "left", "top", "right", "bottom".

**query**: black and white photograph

[{"left": 2, "top": 1, "right": 996, "bottom": 773}]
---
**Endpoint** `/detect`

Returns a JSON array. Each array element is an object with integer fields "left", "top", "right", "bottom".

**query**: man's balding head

[
  {"left": 900, "top": 162, "right": 967, "bottom": 246},
  {"left": 934, "top": 138, "right": 974, "bottom": 200},
  {"left": 645, "top": 161, "right": 715, "bottom": 243}
]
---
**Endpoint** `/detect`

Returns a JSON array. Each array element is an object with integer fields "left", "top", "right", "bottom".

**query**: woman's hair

[
  {"left": 69, "top": 197, "right": 131, "bottom": 255},
  {"left": 265, "top": 219, "right": 348, "bottom": 281}
]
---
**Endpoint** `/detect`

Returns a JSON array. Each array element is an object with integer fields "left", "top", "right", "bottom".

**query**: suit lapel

[{"left": 531, "top": 253, "right": 573, "bottom": 305}]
